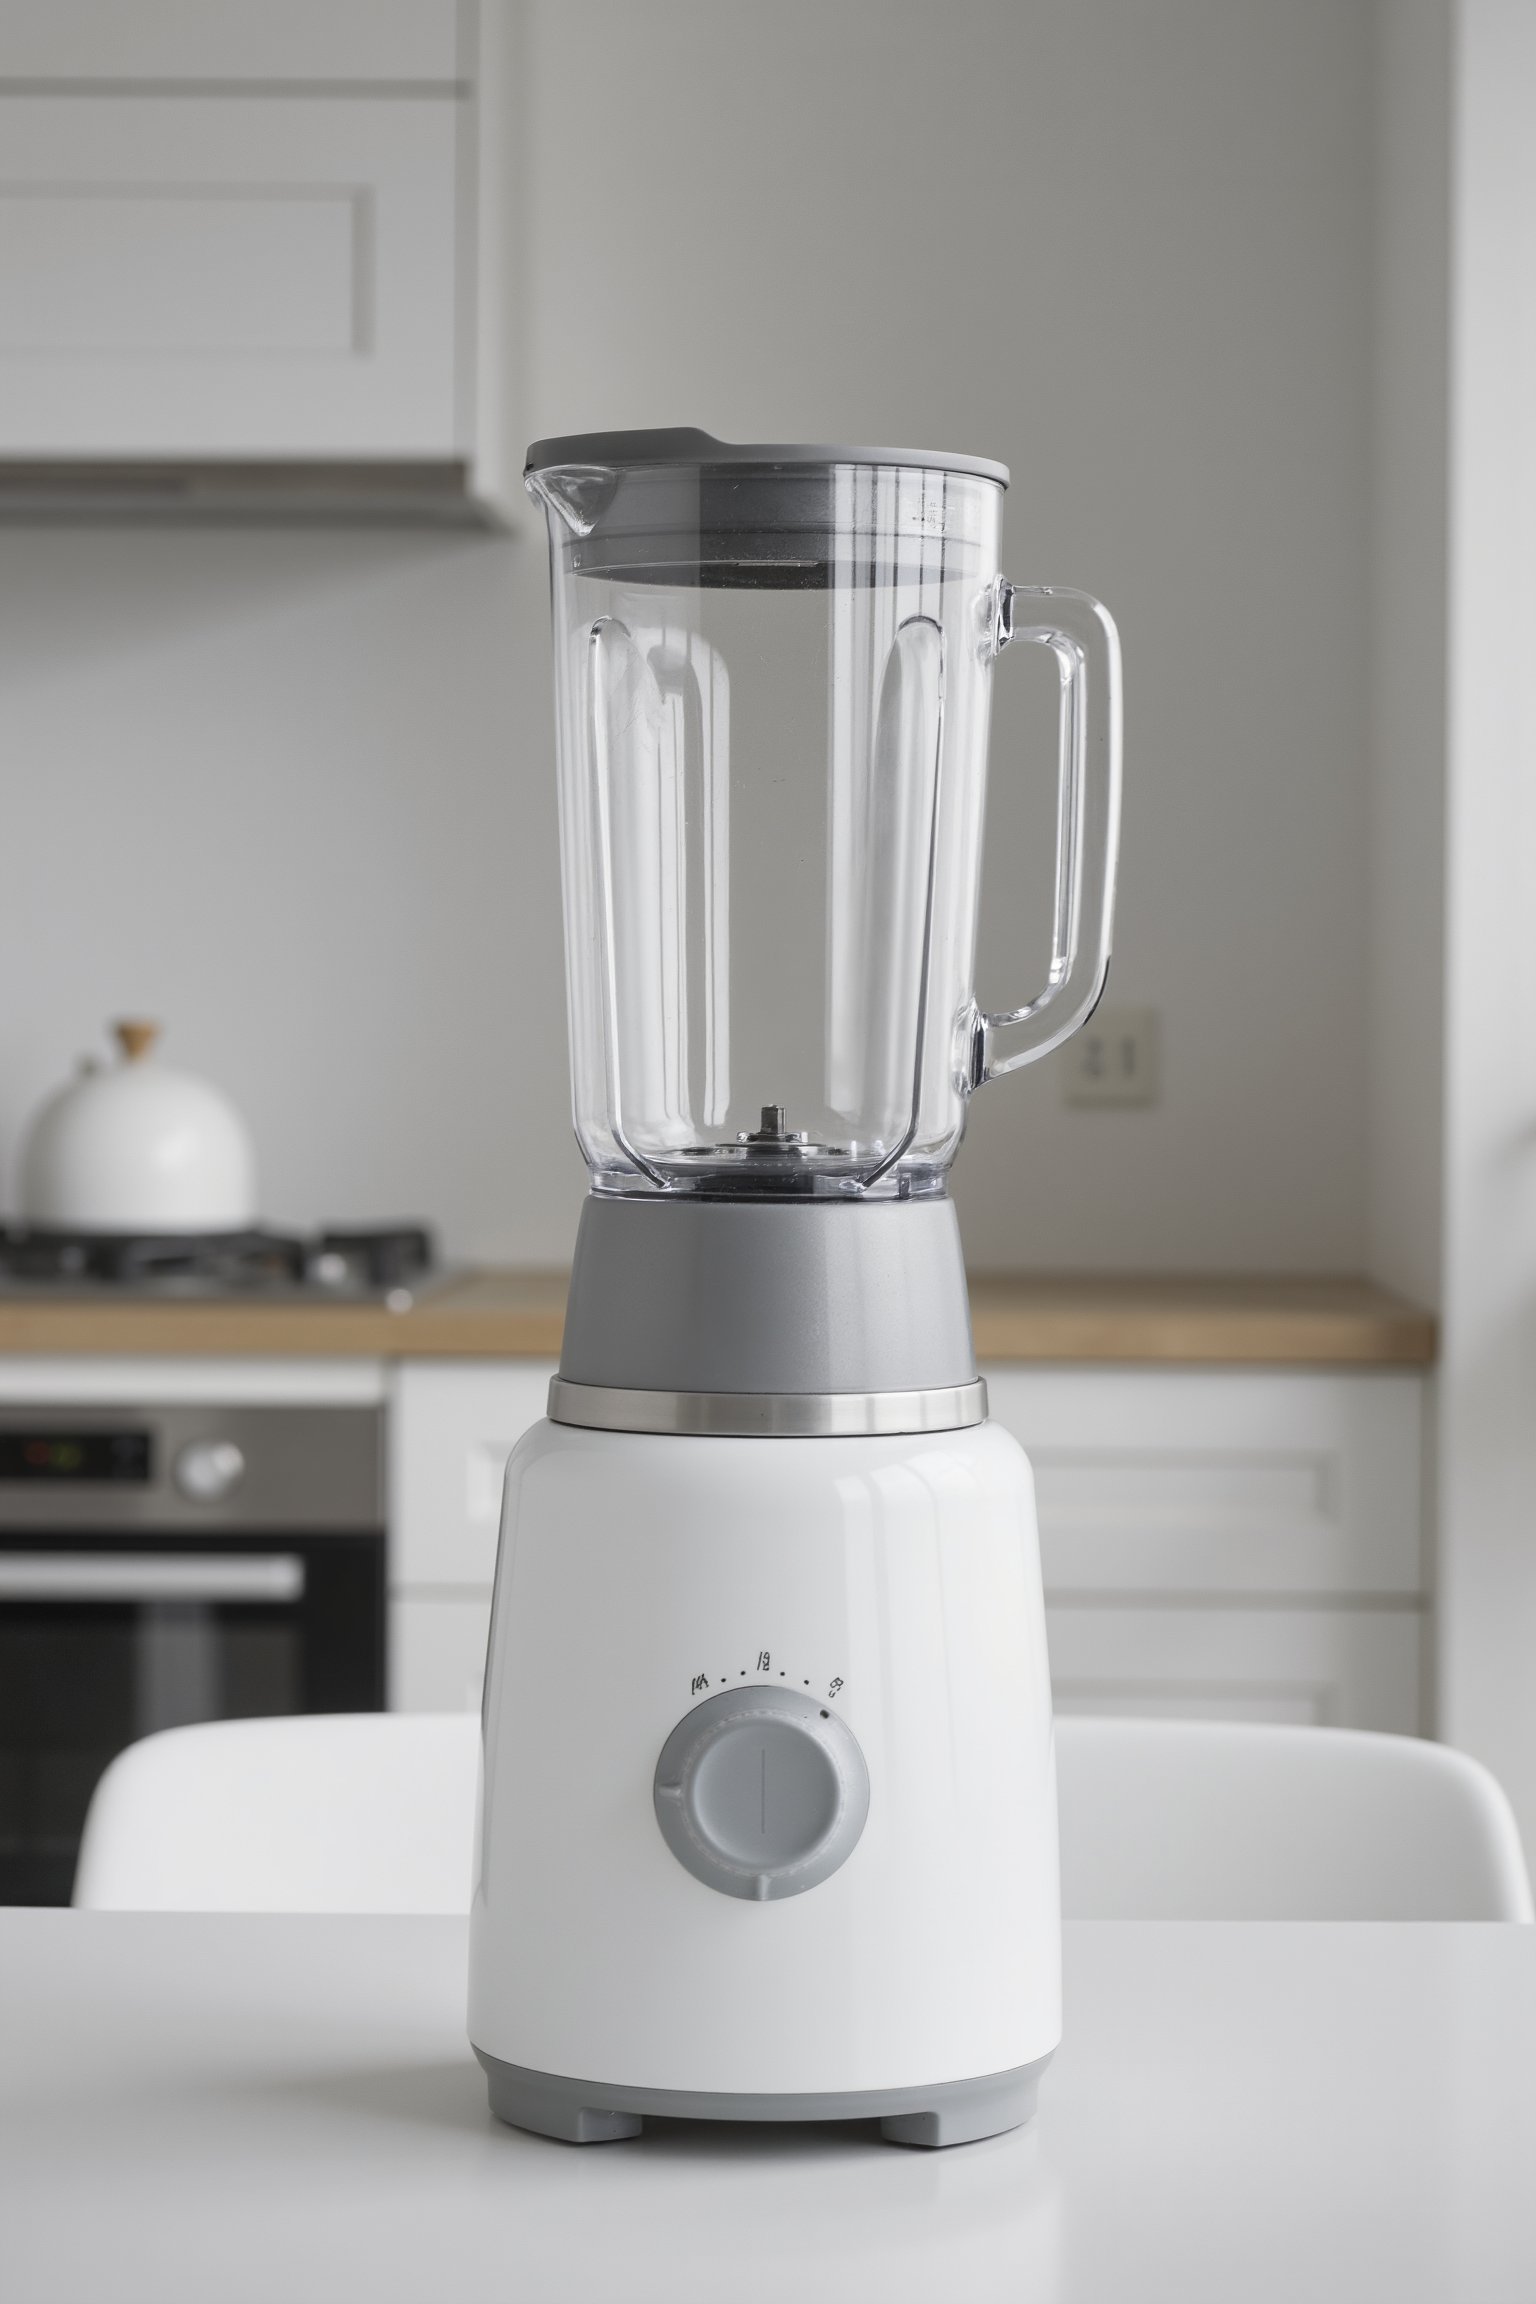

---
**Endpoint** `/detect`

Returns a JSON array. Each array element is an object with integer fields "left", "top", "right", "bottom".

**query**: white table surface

[{"left": 3, "top": 1912, "right": 1534, "bottom": 2304}]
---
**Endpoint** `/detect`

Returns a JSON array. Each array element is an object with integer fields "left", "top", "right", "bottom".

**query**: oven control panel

[
  {"left": 0, "top": 1407, "right": 380, "bottom": 1530},
  {"left": 173, "top": 1440, "right": 247, "bottom": 1504},
  {"left": 0, "top": 1428, "right": 151, "bottom": 1484}
]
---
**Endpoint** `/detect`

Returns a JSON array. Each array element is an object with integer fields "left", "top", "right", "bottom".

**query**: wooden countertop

[
  {"left": 965, "top": 1273, "right": 1436, "bottom": 1365},
  {"left": 0, "top": 1270, "right": 1436, "bottom": 1366}
]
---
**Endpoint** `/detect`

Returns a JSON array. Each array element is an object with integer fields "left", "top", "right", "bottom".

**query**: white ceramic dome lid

[{"left": 17, "top": 1019, "right": 258, "bottom": 1234}]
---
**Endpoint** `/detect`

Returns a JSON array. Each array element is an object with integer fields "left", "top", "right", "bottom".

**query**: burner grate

[{"left": 0, "top": 1223, "right": 435, "bottom": 1298}]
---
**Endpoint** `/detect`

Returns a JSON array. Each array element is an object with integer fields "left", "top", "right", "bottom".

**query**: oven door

[{"left": 0, "top": 1528, "right": 384, "bottom": 1905}]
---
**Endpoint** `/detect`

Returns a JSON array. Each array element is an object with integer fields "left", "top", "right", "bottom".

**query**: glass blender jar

[{"left": 530, "top": 428, "right": 1119, "bottom": 1206}]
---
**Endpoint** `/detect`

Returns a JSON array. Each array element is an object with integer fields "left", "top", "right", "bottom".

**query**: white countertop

[{"left": 3, "top": 1911, "right": 1533, "bottom": 2303}]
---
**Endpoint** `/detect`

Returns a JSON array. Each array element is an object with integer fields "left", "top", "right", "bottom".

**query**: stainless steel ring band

[{"left": 546, "top": 1377, "right": 988, "bottom": 1439}]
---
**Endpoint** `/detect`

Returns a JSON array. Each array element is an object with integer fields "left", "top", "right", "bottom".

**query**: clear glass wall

[{"left": 530, "top": 440, "right": 1009, "bottom": 1200}]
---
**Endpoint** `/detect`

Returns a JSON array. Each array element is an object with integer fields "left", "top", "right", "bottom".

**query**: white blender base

[
  {"left": 476, "top": 2049, "right": 1052, "bottom": 2148},
  {"left": 469, "top": 1416, "right": 1061, "bottom": 2134}
]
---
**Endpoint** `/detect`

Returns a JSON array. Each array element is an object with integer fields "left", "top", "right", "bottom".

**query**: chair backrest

[
  {"left": 75, "top": 1709, "right": 1535, "bottom": 1921},
  {"left": 1056, "top": 1715, "right": 1535, "bottom": 1921},
  {"left": 73, "top": 1712, "right": 481, "bottom": 1913}
]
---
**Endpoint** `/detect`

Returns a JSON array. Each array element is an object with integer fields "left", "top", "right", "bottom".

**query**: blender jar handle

[{"left": 971, "top": 581, "right": 1123, "bottom": 1084}]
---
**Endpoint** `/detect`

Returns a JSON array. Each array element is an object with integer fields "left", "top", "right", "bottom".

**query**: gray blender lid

[
  {"left": 525, "top": 429, "right": 1006, "bottom": 588},
  {"left": 524, "top": 427, "right": 1009, "bottom": 488}
]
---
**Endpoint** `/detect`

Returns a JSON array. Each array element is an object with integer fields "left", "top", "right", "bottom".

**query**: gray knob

[
  {"left": 174, "top": 1439, "right": 246, "bottom": 1503},
  {"left": 653, "top": 1685, "right": 869, "bottom": 1901}
]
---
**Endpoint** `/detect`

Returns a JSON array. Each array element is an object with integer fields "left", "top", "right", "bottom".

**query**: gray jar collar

[{"left": 557, "top": 1195, "right": 977, "bottom": 1404}]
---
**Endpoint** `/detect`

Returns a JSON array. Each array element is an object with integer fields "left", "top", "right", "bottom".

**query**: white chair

[
  {"left": 1055, "top": 1715, "right": 1535, "bottom": 1921},
  {"left": 74, "top": 1709, "right": 1534, "bottom": 1923},
  {"left": 73, "top": 1712, "right": 481, "bottom": 1913}
]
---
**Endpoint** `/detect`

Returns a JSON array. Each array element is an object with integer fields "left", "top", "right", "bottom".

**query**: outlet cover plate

[{"left": 1063, "top": 1005, "right": 1161, "bottom": 1107}]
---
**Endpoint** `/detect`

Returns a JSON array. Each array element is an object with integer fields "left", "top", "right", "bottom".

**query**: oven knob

[
  {"left": 653, "top": 1686, "right": 869, "bottom": 1902},
  {"left": 174, "top": 1439, "right": 246, "bottom": 1503}
]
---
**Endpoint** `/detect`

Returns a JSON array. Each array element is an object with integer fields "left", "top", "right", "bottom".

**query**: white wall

[
  {"left": 1366, "top": 0, "right": 1449, "bottom": 1310},
  {"left": 1437, "top": 0, "right": 1536, "bottom": 1848},
  {"left": 0, "top": 0, "right": 1378, "bottom": 1275},
  {"left": 0, "top": 528, "right": 582, "bottom": 1264}
]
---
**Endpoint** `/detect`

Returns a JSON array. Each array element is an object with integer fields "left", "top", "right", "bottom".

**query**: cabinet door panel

[
  {"left": 0, "top": 95, "right": 460, "bottom": 455},
  {"left": 0, "top": 2, "right": 462, "bottom": 85},
  {"left": 1046, "top": 1602, "right": 1425, "bottom": 1733},
  {"left": 389, "top": 1362, "right": 553, "bottom": 1590},
  {"left": 985, "top": 1367, "right": 1423, "bottom": 1597},
  {"left": 388, "top": 1593, "right": 491, "bottom": 1713}
]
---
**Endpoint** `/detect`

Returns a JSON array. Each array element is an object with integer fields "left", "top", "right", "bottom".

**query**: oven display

[{"left": 0, "top": 1430, "right": 153, "bottom": 1483}]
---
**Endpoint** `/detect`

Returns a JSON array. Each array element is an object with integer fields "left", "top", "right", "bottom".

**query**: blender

[{"left": 468, "top": 429, "right": 1121, "bottom": 2145}]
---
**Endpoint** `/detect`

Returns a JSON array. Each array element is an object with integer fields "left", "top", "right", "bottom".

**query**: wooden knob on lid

[{"left": 113, "top": 1019, "right": 160, "bottom": 1063}]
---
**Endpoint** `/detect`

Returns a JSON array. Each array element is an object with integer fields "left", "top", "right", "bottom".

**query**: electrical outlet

[{"left": 1062, "top": 1006, "right": 1161, "bottom": 1107}]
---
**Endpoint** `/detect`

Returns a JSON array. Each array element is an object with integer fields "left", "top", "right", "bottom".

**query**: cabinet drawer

[
  {"left": 388, "top": 1592, "right": 491, "bottom": 1713},
  {"left": 985, "top": 1367, "right": 1424, "bottom": 1597},
  {"left": 1045, "top": 1601, "right": 1424, "bottom": 1733},
  {"left": 0, "top": 93, "right": 460, "bottom": 456},
  {"left": 389, "top": 1361, "right": 553, "bottom": 1589}
]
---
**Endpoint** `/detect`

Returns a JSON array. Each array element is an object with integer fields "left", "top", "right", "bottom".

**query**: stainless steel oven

[{"left": 0, "top": 1403, "right": 384, "bottom": 1904}]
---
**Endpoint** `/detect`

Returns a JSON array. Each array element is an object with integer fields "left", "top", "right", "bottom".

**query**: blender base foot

[
  {"left": 877, "top": 2065, "right": 1042, "bottom": 2147},
  {"left": 474, "top": 2048, "right": 1052, "bottom": 2148}
]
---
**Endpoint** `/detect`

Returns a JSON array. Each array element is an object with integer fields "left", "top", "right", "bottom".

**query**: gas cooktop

[{"left": 0, "top": 1223, "right": 436, "bottom": 1304}]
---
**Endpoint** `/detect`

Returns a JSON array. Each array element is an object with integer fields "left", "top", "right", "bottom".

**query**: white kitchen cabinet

[
  {"left": 385, "top": 1356, "right": 1429, "bottom": 1727},
  {"left": 988, "top": 1365, "right": 1427, "bottom": 1728},
  {"left": 1045, "top": 1601, "right": 1424, "bottom": 1732},
  {"left": 0, "top": 2, "right": 463, "bottom": 84},
  {"left": 388, "top": 1359, "right": 552, "bottom": 1591},
  {"left": 388, "top": 1594, "right": 493, "bottom": 1713},
  {"left": 0, "top": 94, "right": 461, "bottom": 461},
  {"left": 984, "top": 1367, "right": 1425, "bottom": 1599},
  {"left": 0, "top": 0, "right": 522, "bottom": 513},
  {"left": 387, "top": 1357, "right": 550, "bottom": 1714}
]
